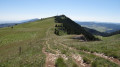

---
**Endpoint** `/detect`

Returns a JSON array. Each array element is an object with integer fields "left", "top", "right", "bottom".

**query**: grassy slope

[
  {"left": 44, "top": 21, "right": 120, "bottom": 67},
  {"left": 0, "top": 17, "right": 55, "bottom": 67},
  {"left": 62, "top": 34, "right": 120, "bottom": 60},
  {"left": 0, "top": 16, "right": 119, "bottom": 67},
  {"left": 50, "top": 34, "right": 119, "bottom": 67}
]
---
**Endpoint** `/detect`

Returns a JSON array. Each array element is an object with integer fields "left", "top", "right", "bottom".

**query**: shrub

[
  {"left": 55, "top": 57, "right": 67, "bottom": 67},
  {"left": 72, "top": 63, "right": 78, "bottom": 67},
  {"left": 83, "top": 57, "right": 91, "bottom": 64}
]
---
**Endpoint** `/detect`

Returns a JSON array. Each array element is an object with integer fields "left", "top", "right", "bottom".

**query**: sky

[{"left": 0, "top": 0, "right": 120, "bottom": 23}]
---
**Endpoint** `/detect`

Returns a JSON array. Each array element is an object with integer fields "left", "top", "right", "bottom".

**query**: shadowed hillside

[
  {"left": 106, "top": 30, "right": 120, "bottom": 36},
  {"left": 54, "top": 15, "right": 99, "bottom": 41}
]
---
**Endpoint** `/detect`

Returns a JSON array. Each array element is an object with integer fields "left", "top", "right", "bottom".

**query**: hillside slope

[
  {"left": 0, "top": 16, "right": 120, "bottom": 67},
  {"left": 0, "top": 17, "right": 55, "bottom": 67},
  {"left": 55, "top": 15, "right": 99, "bottom": 41}
]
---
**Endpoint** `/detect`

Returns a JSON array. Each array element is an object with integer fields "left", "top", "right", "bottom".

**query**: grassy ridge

[
  {"left": 0, "top": 17, "right": 55, "bottom": 67},
  {"left": 0, "top": 18, "right": 54, "bottom": 46},
  {"left": 0, "top": 15, "right": 119, "bottom": 67}
]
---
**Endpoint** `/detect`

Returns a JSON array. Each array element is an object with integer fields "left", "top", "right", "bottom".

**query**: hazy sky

[{"left": 0, "top": 0, "right": 120, "bottom": 23}]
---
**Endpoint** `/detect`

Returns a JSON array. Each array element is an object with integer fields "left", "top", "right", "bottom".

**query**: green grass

[
  {"left": 45, "top": 30, "right": 120, "bottom": 67},
  {"left": 62, "top": 34, "right": 120, "bottom": 60},
  {"left": 66, "top": 58, "right": 78, "bottom": 67},
  {"left": 80, "top": 51, "right": 119, "bottom": 67},
  {"left": 83, "top": 56, "right": 91, "bottom": 64},
  {"left": 0, "top": 16, "right": 120, "bottom": 67},
  {"left": 0, "top": 17, "right": 55, "bottom": 67},
  {"left": 61, "top": 35, "right": 120, "bottom": 59},
  {"left": 55, "top": 57, "right": 67, "bottom": 67}
]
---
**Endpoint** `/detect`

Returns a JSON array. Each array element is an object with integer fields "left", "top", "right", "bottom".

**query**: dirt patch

[
  {"left": 42, "top": 47, "right": 58, "bottom": 67},
  {"left": 72, "top": 54, "right": 90, "bottom": 67},
  {"left": 72, "top": 35, "right": 87, "bottom": 41},
  {"left": 58, "top": 42, "right": 90, "bottom": 67},
  {"left": 82, "top": 50, "right": 120, "bottom": 66},
  {"left": 45, "top": 53, "right": 58, "bottom": 67},
  {"left": 93, "top": 52, "right": 120, "bottom": 66}
]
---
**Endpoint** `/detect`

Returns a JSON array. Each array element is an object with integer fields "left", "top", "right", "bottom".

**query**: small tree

[{"left": 55, "top": 24, "right": 58, "bottom": 27}]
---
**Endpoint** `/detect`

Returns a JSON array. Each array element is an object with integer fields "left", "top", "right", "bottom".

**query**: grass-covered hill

[
  {"left": 0, "top": 15, "right": 120, "bottom": 67},
  {"left": 0, "top": 17, "right": 55, "bottom": 67},
  {"left": 54, "top": 15, "right": 99, "bottom": 41}
]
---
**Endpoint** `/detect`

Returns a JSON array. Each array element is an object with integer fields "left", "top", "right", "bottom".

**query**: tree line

[{"left": 54, "top": 15, "right": 99, "bottom": 41}]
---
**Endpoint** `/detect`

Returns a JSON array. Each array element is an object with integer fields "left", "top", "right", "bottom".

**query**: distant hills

[
  {"left": 1, "top": 17, "right": 120, "bottom": 37},
  {"left": 0, "top": 18, "right": 39, "bottom": 28},
  {"left": 20, "top": 18, "right": 39, "bottom": 23},
  {"left": 106, "top": 30, "right": 120, "bottom": 36},
  {"left": 76, "top": 21, "right": 120, "bottom": 33},
  {"left": 83, "top": 27, "right": 108, "bottom": 36},
  {"left": 0, "top": 23, "right": 18, "bottom": 28}
]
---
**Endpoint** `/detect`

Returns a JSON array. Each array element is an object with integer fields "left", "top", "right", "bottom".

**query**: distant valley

[{"left": 76, "top": 21, "right": 120, "bottom": 33}]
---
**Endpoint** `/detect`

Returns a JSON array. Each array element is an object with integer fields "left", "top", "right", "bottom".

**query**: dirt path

[
  {"left": 44, "top": 27, "right": 87, "bottom": 67},
  {"left": 42, "top": 27, "right": 58, "bottom": 67},
  {"left": 42, "top": 38, "right": 58, "bottom": 67},
  {"left": 42, "top": 47, "right": 58, "bottom": 67},
  {"left": 56, "top": 41, "right": 90, "bottom": 67},
  {"left": 60, "top": 42, "right": 120, "bottom": 66},
  {"left": 82, "top": 50, "right": 120, "bottom": 66},
  {"left": 72, "top": 54, "right": 90, "bottom": 67},
  {"left": 43, "top": 26, "right": 120, "bottom": 67},
  {"left": 42, "top": 28, "right": 68, "bottom": 67},
  {"left": 46, "top": 38, "right": 58, "bottom": 54},
  {"left": 42, "top": 27, "right": 120, "bottom": 67}
]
